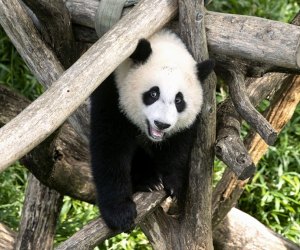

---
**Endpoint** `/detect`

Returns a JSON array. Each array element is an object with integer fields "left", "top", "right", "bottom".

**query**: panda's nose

[{"left": 154, "top": 120, "right": 171, "bottom": 130}]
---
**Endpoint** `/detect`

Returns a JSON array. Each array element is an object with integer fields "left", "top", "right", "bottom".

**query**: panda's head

[{"left": 115, "top": 30, "right": 214, "bottom": 142}]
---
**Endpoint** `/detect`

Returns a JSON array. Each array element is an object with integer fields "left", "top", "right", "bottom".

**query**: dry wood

[
  {"left": 246, "top": 75, "right": 300, "bottom": 164},
  {"left": 66, "top": 0, "right": 300, "bottom": 73},
  {"left": 213, "top": 73, "right": 300, "bottom": 228},
  {"left": 215, "top": 98, "right": 255, "bottom": 180},
  {"left": 0, "top": 0, "right": 89, "bottom": 143},
  {"left": 214, "top": 208, "right": 300, "bottom": 250},
  {"left": 179, "top": 0, "right": 215, "bottom": 249},
  {"left": 0, "top": 85, "right": 94, "bottom": 203},
  {"left": 227, "top": 69, "right": 277, "bottom": 145},
  {"left": 0, "top": 0, "right": 178, "bottom": 173},
  {"left": 0, "top": 223, "right": 16, "bottom": 250},
  {"left": 22, "top": 0, "right": 76, "bottom": 68},
  {"left": 15, "top": 174, "right": 63, "bottom": 250},
  {"left": 212, "top": 11, "right": 300, "bottom": 227},
  {"left": 55, "top": 191, "right": 166, "bottom": 250}
]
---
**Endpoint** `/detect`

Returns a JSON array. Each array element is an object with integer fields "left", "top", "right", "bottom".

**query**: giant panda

[{"left": 90, "top": 30, "right": 214, "bottom": 231}]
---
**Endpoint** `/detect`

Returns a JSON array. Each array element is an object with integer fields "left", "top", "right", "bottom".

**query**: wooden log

[
  {"left": 55, "top": 191, "right": 166, "bottom": 250},
  {"left": 0, "top": 0, "right": 89, "bottom": 142},
  {"left": 227, "top": 69, "right": 277, "bottom": 145},
  {"left": 212, "top": 11, "right": 300, "bottom": 227},
  {"left": 0, "top": 85, "right": 95, "bottom": 203},
  {"left": 66, "top": 0, "right": 300, "bottom": 72},
  {"left": 213, "top": 73, "right": 300, "bottom": 228},
  {"left": 179, "top": 0, "right": 215, "bottom": 249},
  {"left": 214, "top": 208, "right": 300, "bottom": 250},
  {"left": 0, "top": 0, "right": 178, "bottom": 173},
  {"left": 0, "top": 223, "right": 16, "bottom": 250},
  {"left": 15, "top": 174, "right": 63, "bottom": 250},
  {"left": 22, "top": 0, "right": 76, "bottom": 68}
]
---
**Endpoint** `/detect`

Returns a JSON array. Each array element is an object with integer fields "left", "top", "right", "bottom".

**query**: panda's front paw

[
  {"left": 163, "top": 175, "right": 181, "bottom": 198},
  {"left": 100, "top": 199, "right": 137, "bottom": 232}
]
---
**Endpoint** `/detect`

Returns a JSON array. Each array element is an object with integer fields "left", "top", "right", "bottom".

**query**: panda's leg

[
  {"left": 90, "top": 79, "right": 138, "bottom": 232},
  {"left": 131, "top": 147, "right": 163, "bottom": 193},
  {"left": 91, "top": 128, "right": 137, "bottom": 232},
  {"left": 154, "top": 128, "right": 195, "bottom": 211}
]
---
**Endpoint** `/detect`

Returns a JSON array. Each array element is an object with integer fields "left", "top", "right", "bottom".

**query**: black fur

[
  {"left": 90, "top": 39, "right": 214, "bottom": 232},
  {"left": 91, "top": 75, "right": 196, "bottom": 231},
  {"left": 130, "top": 39, "right": 152, "bottom": 64},
  {"left": 197, "top": 59, "right": 215, "bottom": 82}
]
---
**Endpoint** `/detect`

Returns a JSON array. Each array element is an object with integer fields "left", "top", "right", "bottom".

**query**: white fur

[{"left": 115, "top": 30, "right": 203, "bottom": 141}]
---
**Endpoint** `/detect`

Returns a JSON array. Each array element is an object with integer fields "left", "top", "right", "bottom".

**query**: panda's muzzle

[{"left": 146, "top": 119, "right": 168, "bottom": 141}]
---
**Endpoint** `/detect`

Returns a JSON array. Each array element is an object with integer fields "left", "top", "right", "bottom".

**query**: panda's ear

[
  {"left": 130, "top": 39, "right": 152, "bottom": 64},
  {"left": 196, "top": 59, "right": 215, "bottom": 82}
]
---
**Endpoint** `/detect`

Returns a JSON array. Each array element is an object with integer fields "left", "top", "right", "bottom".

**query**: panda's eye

[
  {"left": 143, "top": 86, "right": 160, "bottom": 106},
  {"left": 175, "top": 92, "right": 186, "bottom": 113},
  {"left": 150, "top": 90, "right": 158, "bottom": 98},
  {"left": 175, "top": 96, "right": 182, "bottom": 104}
]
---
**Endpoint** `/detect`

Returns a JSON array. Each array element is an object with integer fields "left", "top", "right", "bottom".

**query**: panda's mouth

[{"left": 146, "top": 120, "right": 165, "bottom": 141}]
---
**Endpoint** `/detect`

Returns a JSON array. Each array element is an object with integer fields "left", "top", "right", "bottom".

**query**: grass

[{"left": 0, "top": 0, "right": 299, "bottom": 249}]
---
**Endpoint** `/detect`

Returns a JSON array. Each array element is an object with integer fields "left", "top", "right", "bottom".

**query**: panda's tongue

[{"left": 150, "top": 127, "right": 164, "bottom": 139}]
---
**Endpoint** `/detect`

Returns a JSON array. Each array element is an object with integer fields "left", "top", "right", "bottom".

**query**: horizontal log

[
  {"left": 66, "top": 0, "right": 300, "bottom": 71},
  {"left": 0, "top": 0, "right": 178, "bottom": 173},
  {"left": 56, "top": 191, "right": 166, "bottom": 250},
  {"left": 0, "top": 223, "right": 16, "bottom": 250},
  {"left": 214, "top": 208, "right": 300, "bottom": 250}
]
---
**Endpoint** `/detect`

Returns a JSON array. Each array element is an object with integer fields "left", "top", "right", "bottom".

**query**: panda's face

[
  {"left": 117, "top": 65, "right": 203, "bottom": 142},
  {"left": 115, "top": 30, "right": 214, "bottom": 142}
]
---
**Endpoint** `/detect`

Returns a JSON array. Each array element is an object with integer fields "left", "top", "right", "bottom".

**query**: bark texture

[{"left": 15, "top": 174, "right": 63, "bottom": 250}]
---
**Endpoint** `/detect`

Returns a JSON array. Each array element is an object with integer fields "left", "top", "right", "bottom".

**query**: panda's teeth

[{"left": 151, "top": 127, "right": 164, "bottom": 138}]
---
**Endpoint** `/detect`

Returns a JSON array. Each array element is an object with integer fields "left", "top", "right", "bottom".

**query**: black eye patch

[
  {"left": 143, "top": 86, "right": 160, "bottom": 106},
  {"left": 175, "top": 92, "right": 186, "bottom": 113}
]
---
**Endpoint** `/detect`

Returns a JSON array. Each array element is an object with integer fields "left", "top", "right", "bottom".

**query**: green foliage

[
  {"left": 0, "top": 163, "right": 27, "bottom": 230},
  {"left": 99, "top": 229, "right": 152, "bottom": 250},
  {"left": 239, "top": 107, "right": 300, "bottom": 244},
  {"left": 55, "top": 197, "right": 99, "bottom": 245},
  {"left": 0, "top": 28, "right": 43, "bottom": 100},
  {"left": 209, "top": 0, "right": 300, "bottom": 22}
]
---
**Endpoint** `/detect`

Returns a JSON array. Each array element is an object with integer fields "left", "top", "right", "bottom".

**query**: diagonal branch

[
  {"left": 0, "top": 0, "right": 178, "bottom": 173},
  {"left": 227, "top": 69, "right": 277, "bottom": 145}
]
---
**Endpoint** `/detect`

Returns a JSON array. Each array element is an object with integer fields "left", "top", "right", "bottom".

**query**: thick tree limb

[
  {"left": 0, "top": 0, "right": 89, "bottom": 142},
  {"left": 179, "top": 1, "right": 215, "bottom": 249},
  {"left": 55, "top": 191, "right": 166, "bottom": 250},
  {"left": 0, "top": 0, "right": 178, "bottom": 173},
  {"left": 212, "top": 11, "right": 300, "bottom": 227},
  {"left": 66, "top": 1, "right": 300, "bottom": 74},
  {"left": 15, "top": 174, "right": 63, "bottom": 250},
  {"left": 22, "top": 0, "right": 76, "bottom": 68},
  {"left": 227, "top": 69, "right": 277, "bottom": 145},
  {"left": 0, "top": 223, "right": 16, "bottom": 250},
  {"left": 0, "top": 85, "right": 95, "bottom": 203},
  {"left": 215, "top": 99, "right": 255, "bottom": 180},
  {"left": 214, "top": 208, "right": 300, "bottom": 250},
  {"left": 246, "top": 74, "right": 300, "bottom": 164},
  {"left": 213, "top": 73, "right": 300, "bottom": 228}
]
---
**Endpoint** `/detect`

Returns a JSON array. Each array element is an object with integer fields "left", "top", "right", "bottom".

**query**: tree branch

[
  {"left": 214, "top": 208, "right": 300, "bottom": 250},
  {"left": 0, "top": 0, "right": 178, "bottom": 173},
  {"left": 179, "top": 1, "right": 216, "bottom": 249},
  {"left": 55, "top": 192, "right": 166, "bottom": 250},
  {"left": 15, "top": 174, "right": 63, "bottom": 250},
  {"left": 22, "top": 0, "right": 77, "bottom": 68},
  {"left": 213, "top": 73, "right": 300, "bottom": 228},
  {"left": 66, "top": 1, "right": 300, "bottom": 74},
  {"left": 0, "top": 223, "right": 16, "bottom": 250},
  {"left": 227, "top": 69, "right": 277, "bottom": 145}
]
